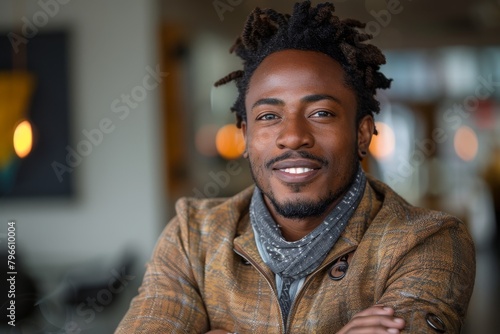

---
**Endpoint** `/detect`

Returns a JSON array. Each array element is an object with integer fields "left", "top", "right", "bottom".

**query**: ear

[
  {"left": 357, "top": 115, "right": 374, "bottom": 160},
  {"left": 241, "top": 121, "right": 248, "bottom": 158}
]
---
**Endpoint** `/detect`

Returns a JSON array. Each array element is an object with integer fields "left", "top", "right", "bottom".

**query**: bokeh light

[
  {"left": 13, "top": 119, "right": 33, "bottom": 159},
  {"left": 369, "top": 121, "right": 396, "bottom": 160},
  {"left": 454, "top": 125, "right": 478, "bottom": 161},
  {"left": 215, "top": 124, "right": 245, "bottom": 160}
]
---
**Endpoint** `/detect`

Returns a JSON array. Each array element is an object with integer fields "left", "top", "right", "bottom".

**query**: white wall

[{"left": 0, "top": 0, "right": 163, "bottom": 270}]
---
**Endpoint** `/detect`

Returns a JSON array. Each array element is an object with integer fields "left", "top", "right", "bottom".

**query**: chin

[
  {"left": 274, "top": 179, "right": 319, "bottom": 194},
  {"left": 269, "top": 194, "right": 336, "bottom": 219}
]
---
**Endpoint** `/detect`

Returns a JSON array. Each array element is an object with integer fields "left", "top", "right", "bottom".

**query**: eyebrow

[
  {"left": 301, "top": 94, "right": 341, "bottom": 104},
  {"left": 251, "top": 98, "right": 284, "bottom": 110},
  {"left": 250, "top": 94, "right": 341, "bottom": 111}
]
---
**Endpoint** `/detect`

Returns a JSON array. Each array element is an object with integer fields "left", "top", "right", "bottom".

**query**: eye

[
  {"left": 310, "top": 110, "right": 334, "bottom": 118},
  {"left": 257, "top": 113, "right": 280, "bottom": 121}
]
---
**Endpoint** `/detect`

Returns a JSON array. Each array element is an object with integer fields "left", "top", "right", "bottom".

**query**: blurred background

[{"left": 0, "top": 0, "right": 499, "bottom": 332}]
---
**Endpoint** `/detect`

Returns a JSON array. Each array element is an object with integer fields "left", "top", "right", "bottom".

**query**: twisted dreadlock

[{"left": 214, "top": 1, "right": 391, "bottom": 133}]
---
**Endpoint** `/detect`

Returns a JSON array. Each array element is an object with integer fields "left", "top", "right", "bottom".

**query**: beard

[{"left": 248, "top": 148, "right": 360, "bottom": 220}]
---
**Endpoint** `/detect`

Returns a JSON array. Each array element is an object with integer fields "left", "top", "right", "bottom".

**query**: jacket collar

[{"left": 233, "top": 177, "right": 383, "bottom": 272}]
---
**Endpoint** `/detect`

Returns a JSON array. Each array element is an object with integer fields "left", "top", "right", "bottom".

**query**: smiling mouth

[
  {"left": 273, "top": 164, "right": 322, "bottom": 184},
  {"left": 279, "top": 167, "right": 316, "bottom": 174},
  {"left": 268, "top": 152, "right": 326, "bottom": 184}
]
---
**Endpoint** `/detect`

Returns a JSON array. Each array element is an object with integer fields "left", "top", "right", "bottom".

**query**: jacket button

[
  {"left": 425, "top": 313, "right": 446, "bottom": 332},
  {"left": 328, "top": 256, "right": 349, "bottom": 280}
]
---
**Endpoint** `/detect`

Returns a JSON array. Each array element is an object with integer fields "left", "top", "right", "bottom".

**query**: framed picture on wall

[{"left": 0, "top": 31, "right": 72, "bottom": 198}]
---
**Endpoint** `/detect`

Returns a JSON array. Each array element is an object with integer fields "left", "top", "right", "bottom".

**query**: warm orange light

[
  {"left": 454, "top": 126, "right": 478, "bottom": 161},
  {"left": 369, "top": 122, "right": 395, "bottom": 160},
  {"left": 13, "top": 120, "right": 33, "bottom": 158},
  {"left": 215, "top": 124, "right": 245, "bottom": 160},
  {"left": 0, "top": 71, "right": 35, "bottom": 167}
]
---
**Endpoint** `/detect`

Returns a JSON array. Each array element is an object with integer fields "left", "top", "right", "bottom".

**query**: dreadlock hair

[{"left": 214, "top": 1, "right": 392, "bottom": 134}]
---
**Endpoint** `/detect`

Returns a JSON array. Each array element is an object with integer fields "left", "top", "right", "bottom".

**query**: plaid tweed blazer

[{"left": 116, "top": 176, "right": 475, "bottom": 333}]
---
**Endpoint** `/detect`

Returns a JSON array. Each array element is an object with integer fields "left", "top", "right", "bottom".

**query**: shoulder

[
  {"left": 174, "top": 185, "right": 254, "bottom": 222},
  {"left": 368, "top": 176, "right": 464, "bottom": 228},
  {"left": 167, "top": 185, "right": 254, "bottom": 240},
  {"left": 366, "top": 176, "right": 474, "bottom": 253},
  {"left": 153, "top": 186, "right": 254, "bottom": 262}
]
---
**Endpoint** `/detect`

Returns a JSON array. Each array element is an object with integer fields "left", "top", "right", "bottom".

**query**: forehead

[
  {"left": 255, "top": 49, "right": 344, "bottom": 76},
  {"left": 246, "top": 49, "right": 356, "bottom": 109}
]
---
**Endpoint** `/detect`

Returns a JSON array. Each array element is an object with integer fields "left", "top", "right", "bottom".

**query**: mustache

[{"left": 265, "top": 151, "right": 329, "bottom": 169}]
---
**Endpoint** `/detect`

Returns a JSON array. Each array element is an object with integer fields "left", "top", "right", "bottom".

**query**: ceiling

[{"left": 160, "top": 0, "right": 500, "bottom": 49}]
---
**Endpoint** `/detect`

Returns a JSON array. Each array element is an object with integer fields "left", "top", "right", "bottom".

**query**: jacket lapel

[{"left": 233, "top": 211, "right": 277, "bottom": 284}]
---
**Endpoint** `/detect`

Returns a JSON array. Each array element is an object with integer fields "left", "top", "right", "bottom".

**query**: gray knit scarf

[{"left": 249, "top": 166, "right": 366, "bottom": 318}]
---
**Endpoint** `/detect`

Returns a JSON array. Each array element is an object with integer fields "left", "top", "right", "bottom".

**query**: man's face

[{"left": 242, "top": 49, "right": 373, "bottom": 220}]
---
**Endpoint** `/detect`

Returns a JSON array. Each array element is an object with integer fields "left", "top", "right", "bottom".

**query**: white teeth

[{"left": 281, "top": 167, "right": 314, "bottom": 174}]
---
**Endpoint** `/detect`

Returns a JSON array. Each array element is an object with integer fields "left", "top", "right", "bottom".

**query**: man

[{"left": 116, "top": 2, "right": 475, "bottom": 333}]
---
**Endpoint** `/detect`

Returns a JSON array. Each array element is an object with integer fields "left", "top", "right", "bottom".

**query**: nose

[{"left": 275, "top": 115, "right": 314, "bottom": 150}]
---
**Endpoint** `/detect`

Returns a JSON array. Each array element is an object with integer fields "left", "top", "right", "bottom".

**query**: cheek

[
  {"left": 246, "top": 129, "right": 275, "bottom": 153},
  {"left": 318, "top": 132, "right": 354, "bottom": 154},
  {"left": 246, "top": 134, "right": 274, "bottom": 180}
]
